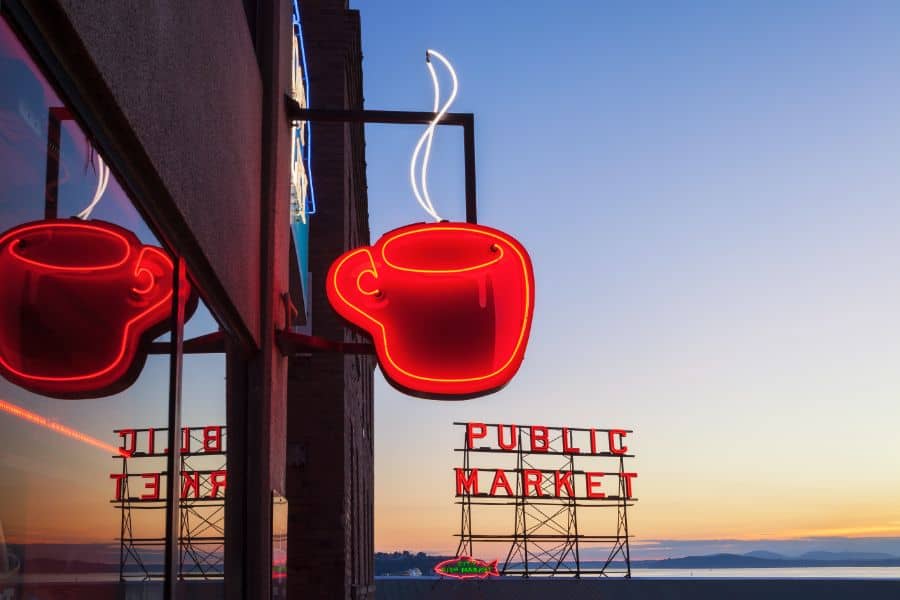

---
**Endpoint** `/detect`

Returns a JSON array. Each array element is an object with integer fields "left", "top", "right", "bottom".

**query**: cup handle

[
  {"left": 131, "top": 247, "right": 171, "bottom": 300},
  {"left": 328, "top": 247, "right": 382, "bottom": 318}
]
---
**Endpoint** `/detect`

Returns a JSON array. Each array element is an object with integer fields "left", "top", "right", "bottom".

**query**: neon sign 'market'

[
  {"left": 109, "top": 425, "right": 226, "bottom": 502},
  {"left": 454, "top": 422, "right": 638, "bottom": 500}
]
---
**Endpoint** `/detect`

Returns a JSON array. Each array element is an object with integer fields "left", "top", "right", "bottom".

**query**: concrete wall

[
  {"left": 12, "top": 3, "right": 293, "bottom": 598},
  {"left": 21, "top": 0, "right": 263, "bottom": 346},
  {"left": 226, "top": 2, "right": 293, "bottom": 600},
  {"left": 376, "top": 577, "right": 900, "bottom": 600}
]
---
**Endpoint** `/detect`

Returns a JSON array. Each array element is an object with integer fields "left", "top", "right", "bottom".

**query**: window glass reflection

[{"left": 0, "top": 16, "right": 222, "bottom": 600}]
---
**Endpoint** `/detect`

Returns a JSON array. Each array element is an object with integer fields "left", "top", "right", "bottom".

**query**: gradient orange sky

[
  {"left": 3, "top": 1, "right": 900, "bottom": 561},
  {"left": 356, "top": 0, "right": 900, "bottom": 554}
]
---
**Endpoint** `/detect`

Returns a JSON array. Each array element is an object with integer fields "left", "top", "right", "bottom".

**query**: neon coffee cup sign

[
  {"left": 327, "top": 222, "right": 534, "bottom": 398},
  {"left": 325, "top": 51, "right": 536, "bottom": 399},
  {"left": 0, "top": 220, "right": 194, "bottom": 398}
]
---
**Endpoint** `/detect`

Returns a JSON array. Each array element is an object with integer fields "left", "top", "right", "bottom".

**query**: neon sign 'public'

[
  {"left": 0, "top": 220, "right": 194, "bottom": 398},
  {"left": 455, "top": 423, "right": 638, "bottom": 499},
  {"left": 109, "top": 425, "right": 227, "bottom": 501},
  {"left": 326, "top": 222, "right": 535, "bottom": 399}
]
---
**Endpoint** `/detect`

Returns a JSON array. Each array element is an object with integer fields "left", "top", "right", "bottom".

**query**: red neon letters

[
  {"left": 466, "top": 422, "right": 632, "bottom": 455},
  {"left": 455, "top": 468, "right": 638, "bottom": 499},
  {"left": 456, "top": 423, "right": 638, "bottom": 499},
  {"left": 0, "top": 220, "right": 195, "bottom": 398},
  {"left": 111, "top": 425, "right": 227, "bottom": 501},
  {"left": 110, "top": 470, "right": 227, "bottom": 501},
  {"left": 116, "top": 425, "right": 226, "bottom": 457},
  {"left": 326, "top": 222, "right": 535, "bottom": 398}
]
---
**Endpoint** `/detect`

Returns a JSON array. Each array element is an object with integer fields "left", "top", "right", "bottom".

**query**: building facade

[
  {"left": 287, "top": 1, "right": 375, "bottom": 599},
  {"left": 0, "top": 0, "right": 371, "bottom": 598}
]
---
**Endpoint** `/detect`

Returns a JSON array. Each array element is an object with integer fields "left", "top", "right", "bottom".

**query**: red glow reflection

[
  {"left": 0, "top": 397, "right": 128, "bottom": 456},
  {"left": 0, "top": 220, "right": 194, "bottom": 398}
]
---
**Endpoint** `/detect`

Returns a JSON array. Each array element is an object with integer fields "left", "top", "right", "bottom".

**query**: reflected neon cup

[
  {"left": 0, "top": 219, "right": 192, "bottom": 399},
  {"left": 326, "top": 222, "right": 535, "bottom": 398}
]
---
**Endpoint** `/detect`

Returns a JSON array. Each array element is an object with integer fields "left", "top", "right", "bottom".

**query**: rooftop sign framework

[
  {"left": 454, "top": 422, "right": 638, "bottom": 578},
  {"left": 110, "top": 425, "right": 227, "bottom": 581}
]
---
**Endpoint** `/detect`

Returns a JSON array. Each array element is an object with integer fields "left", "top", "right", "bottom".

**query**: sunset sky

[
  {"left": 355, "top": 0, "right": 900, "bottom": 555},
  {"left": 3, "top": 1, "right": 900, "bottom": 562}
]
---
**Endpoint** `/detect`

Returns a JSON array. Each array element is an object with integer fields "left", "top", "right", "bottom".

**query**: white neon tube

[
  {"left": 409, "top": 49, "right": 459, "bottom": 222},
  {"left": 77, "top": 152, "right": 110, "bottom": 220},
  {"left": 409, "top": 57, "right": 441, "bottom": 222}
]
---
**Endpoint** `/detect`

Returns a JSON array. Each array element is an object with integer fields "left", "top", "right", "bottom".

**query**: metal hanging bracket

[
  {"left": 276, "top": 329, "right": 374, "bottom": 356},
  {"left": 283, "top": 95, "right": 480, "bottom": 354},
  {"left": 285, "top": 95, "right": 478, "bottom": 223}
]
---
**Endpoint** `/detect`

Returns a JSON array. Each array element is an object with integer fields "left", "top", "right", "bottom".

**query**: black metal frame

[
  {"left": 285, "top": 96, "right": 478, "bottom": 224},
  {"left": 43, "top": 106, "right": 70, "bottom": 219},
  {"left": 163, "top": 258, "right": 187, "bottom": 596},
  {"left": 113, "top": 426, "right": 227, "bottom": 581},
  {"left": 2, "top": 0, "right": 257, "bottom": 350},
  {"left": 280, "top": 96, "right": 480, "bottom": 356},
  {"left": 453, "top": 423, "right": 636, "bottom": 578}
]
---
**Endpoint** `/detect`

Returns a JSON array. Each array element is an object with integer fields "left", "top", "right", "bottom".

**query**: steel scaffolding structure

[
  {"left": 112, "top": 426, "right": 226, "bottom": 581},
  {"left": 454, "top": 423, "right": 636, "bottom": 577}
]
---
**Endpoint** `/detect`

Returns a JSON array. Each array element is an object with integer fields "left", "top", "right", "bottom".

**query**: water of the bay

[{"left": 631, "top": 567, "right": 900, "bottom": 578}]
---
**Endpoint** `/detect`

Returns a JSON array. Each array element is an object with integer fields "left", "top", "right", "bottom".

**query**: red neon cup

[
  {"left": 327, "top": 222, "right": 535, "bottom": 398},
  {"left": 0, "top": 219, "right": 192, "bottom": 398}
]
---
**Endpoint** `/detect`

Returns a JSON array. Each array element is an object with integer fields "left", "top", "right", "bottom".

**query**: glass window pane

[
  {"left": 178, "top": 297, "right": 227, "bottom": 596},
  {"left": 0, "top": 16, "right": 185, "bottom": 599}
]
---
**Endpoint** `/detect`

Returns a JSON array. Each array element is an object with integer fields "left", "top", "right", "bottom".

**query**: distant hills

[
  {"left": 13, "top": 544, "right": 900, "bottom": 577},
  {"left": 745, "top": 550, "right": 897, "bottom": 562},
  {"left": 377, "top": 552, "right": 450, "bottom": 576},
  {"left": 744, "top": 550, "right": 784, "bottom": 560},
  {"left": 629, "top": 552, "right": 900, "bottom": 569},
  {"left": 376, "top": 550, "right": 900, "bottom": 575},
  {"left": 800, "top": 551, "right": 897, "bottom": 562}
]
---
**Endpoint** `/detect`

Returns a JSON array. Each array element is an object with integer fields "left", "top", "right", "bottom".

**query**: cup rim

[
  {"left": 379, "top": 224, "right": 507, "bottom": 274},
  {"left": 1, "top": 220, "right": 133, "bottom": 272}
]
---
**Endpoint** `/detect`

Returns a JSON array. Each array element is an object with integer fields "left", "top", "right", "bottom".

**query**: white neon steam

[
  {"left": 77, "top": 151, "right": 110, "bottom": 220},
  {"left": 419, "top": 57, "right": 441, "bottom": 219},
  {"left": 410, "top": 49, "right": 458, "bottom": 222}
]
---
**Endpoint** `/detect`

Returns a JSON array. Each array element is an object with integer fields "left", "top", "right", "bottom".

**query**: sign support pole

[
  {"left": 163, "top": 257, "right": 186, "bottom": 600},
  {"left": 620, "top": 455, "right": 632, "bottom": 578},
  {"left": 281, "top": 98, "right": 500, "bottom": 367}
]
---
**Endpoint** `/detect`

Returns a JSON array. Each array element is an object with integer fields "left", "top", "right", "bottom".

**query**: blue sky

[
  {"left": 2, "top": 0, "right": 900, "bottom": 559},
  {"left": 353, "top": 1, "right": 900, "bottom": 554}
]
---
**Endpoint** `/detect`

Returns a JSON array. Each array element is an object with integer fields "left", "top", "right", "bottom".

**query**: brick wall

[{"left": 286, "top": 1, "right": 375, "bottom": 599}]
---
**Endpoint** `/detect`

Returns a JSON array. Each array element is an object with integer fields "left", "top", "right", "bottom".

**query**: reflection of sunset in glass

[{"left": 0, "top": 397, "right": 128, "bottom": 457}]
